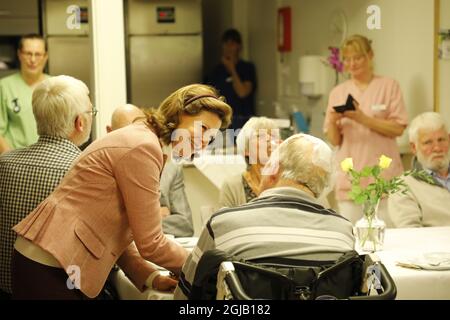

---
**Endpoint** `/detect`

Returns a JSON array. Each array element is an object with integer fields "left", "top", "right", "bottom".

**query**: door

[
  {"left": 47, "top": 36, "right": 91, "bottom": 89},
  {"left": 129, "top": 35, "right": 202, "bottom": 107}
]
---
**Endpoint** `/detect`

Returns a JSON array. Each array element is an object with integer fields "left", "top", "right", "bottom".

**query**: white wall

[
  {"left": 246, "top": 0, "right": 278, "bottom": 117},
  {"left": 440, "top": 0, "right": 450, "bottom": 129},
  {"left": 273, "top": 0, "right": 434, "bottom": 150}
]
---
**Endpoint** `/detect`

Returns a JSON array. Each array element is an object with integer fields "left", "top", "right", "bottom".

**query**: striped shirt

[
  {"left": 174, "top": 187, "right": 355, "bottom": 299},
  {"left": 0, "top": 136, "right": 80, "bottom": 293}
]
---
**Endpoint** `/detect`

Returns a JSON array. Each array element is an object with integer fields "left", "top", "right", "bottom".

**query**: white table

[{"left": 376, "top": 226, "right": 450, "bottom": 300}]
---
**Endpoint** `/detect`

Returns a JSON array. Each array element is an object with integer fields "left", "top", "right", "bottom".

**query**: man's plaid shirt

[{"left": 0, "top": 136, "right": 80, "bottom": 293}]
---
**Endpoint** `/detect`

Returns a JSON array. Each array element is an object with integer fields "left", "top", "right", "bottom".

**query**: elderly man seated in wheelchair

[{"left": 174, "top": 133, "right": 357, "bottom": 300}]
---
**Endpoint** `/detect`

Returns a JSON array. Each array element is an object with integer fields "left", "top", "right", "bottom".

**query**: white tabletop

[{"left": 376, "top": 226, "right": 450, "bottom": 300}]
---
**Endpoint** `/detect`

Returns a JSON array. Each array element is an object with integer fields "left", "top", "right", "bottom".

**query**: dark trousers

[
  {"left": 11, "top": 249, "right": 86, "bottom": 300},
  {"left": 0, "top": 288, "right": 11, "bottom": 300}
]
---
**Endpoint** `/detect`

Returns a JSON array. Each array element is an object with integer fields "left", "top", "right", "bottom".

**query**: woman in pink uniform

[{"left": 323, "top": 34, "right": 408, "bottom": 224}]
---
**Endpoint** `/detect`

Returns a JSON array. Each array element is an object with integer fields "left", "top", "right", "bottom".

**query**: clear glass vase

[{"left": 354, "top": 200, "right": 386, "bottom": 252}]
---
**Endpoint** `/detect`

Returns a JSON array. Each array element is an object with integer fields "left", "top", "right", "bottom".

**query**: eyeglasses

[
  {"left": 20, "top": 50, "right": 46, "bottom": 60},
  {"left": 85, "top": 107, "right": 98, "bottom": 117},
  {"left": 342, "top": 55, "right": 365, "bottom": 64}
]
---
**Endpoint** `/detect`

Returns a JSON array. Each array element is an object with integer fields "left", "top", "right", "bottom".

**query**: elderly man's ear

[
  {"left": 259, "top": 170, "right": 281, "bottom": 193},
  {"left": 75, "top": 115, "right": 86, "bottom": 133},
  {"left": 410, "top": 142, "right": 417, "bottom": 156},
  {"left": 409, "top": 142, "right": 417, "bottom": 156}
]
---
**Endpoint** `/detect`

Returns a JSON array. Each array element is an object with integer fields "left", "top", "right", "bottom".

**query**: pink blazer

[{"left": 13, "top": 122, "right": 188, "bottom": 298}]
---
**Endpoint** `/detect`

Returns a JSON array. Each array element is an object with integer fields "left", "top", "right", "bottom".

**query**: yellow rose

[
  {"left": 379, "top": 155, "right": 392, "bottom": 169},
  {"left": 340, "top": 158, "right": 353, "bottom": 172}
]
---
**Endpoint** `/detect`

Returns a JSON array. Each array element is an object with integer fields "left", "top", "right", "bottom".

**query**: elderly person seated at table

[
  {"left": 218, "top": 117, "right": 279, "bottom": 208},
  {"left": 174, "top": 133, "right": 355, "bottom": 299},
  {"left": 387, "top": 112, "right": 450, "bottom": 227},
  {"left": 218, "top": 117, "right": 331, "bottom": 209},
  {"left": 107, "top": 104, "right": 194, "bottom": 237}
]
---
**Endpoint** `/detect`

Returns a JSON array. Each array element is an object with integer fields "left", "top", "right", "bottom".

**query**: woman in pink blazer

[{"left": 11, "top": 84, "right": 232, "bottom": 299}]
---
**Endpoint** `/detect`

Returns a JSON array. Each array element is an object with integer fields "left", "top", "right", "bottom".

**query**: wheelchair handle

[{"left": 349, "top": 262, "right": 397, "bottom": 300}]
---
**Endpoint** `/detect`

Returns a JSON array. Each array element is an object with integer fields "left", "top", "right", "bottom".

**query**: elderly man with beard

[{"left": 387, "top": 112, "right": 450, "bottom": 227}]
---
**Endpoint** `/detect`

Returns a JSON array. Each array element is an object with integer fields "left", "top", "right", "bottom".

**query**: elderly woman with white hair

[
  {"left": 218, "top": 117, "right": 280, "bottom": 208},
  {"left": 219, "top": 117, "right": 331, "bottom": 209}
]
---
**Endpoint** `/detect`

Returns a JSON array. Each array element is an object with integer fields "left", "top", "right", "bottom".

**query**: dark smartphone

[{"left": 333, "top": 94, "right": 357, "bottom": 113}]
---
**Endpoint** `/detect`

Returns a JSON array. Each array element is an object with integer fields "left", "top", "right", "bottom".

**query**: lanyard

[{"left": 12, "top": 98, "right": 21, "bottom": 113}]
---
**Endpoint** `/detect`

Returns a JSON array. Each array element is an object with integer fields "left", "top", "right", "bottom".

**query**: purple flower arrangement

[
  {"left": 326, "top": 46, "right": 344, "bottom": 85},
  {"left": 328, "top": 47, "right": 344, "bottom": 73}
]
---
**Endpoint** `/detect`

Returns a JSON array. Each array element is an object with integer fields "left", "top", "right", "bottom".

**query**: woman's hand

[
  {"left": 160, "top": 206, "right": 170, "bottom": 218},
  {"left": 326, "top": 111, "right": 343, "bottom": 146},
  {"left": 329, "top": 110, "right": 343, "bottom": 126},
  {"left": 342, "top": 100, "right": 368, "bottom": 125},
  {"left": 152, "top": 274, "right": 178, "bottom": 292}
]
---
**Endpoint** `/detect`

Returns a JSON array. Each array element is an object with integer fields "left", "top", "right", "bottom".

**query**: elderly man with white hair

[
  {"left": 387, "top": 112, "right": 450, "bottom": 228},
  {"left": 175, "top": 133, "right": 355, "bottom": 299},
  {"left": 0, "top": 75, "right": 94, "bottom": 298}
]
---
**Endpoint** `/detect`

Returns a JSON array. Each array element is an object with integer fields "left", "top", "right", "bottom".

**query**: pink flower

[{"left": 328, "top": 47, "right": 344, "bottom": 73}]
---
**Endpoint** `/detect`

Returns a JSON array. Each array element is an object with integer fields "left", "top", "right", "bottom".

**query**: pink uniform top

[{"left": 323, "top": 75, "right": 408, "bottom": 200}]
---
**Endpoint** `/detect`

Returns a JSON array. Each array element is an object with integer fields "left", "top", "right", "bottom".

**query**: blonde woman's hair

[
  {"left": 144, "top": 84, "right": 232, "bottom": 145},
  {"left": 341, "top": 34, "right": 373, "bottom": 57},
  {"left": 341, "top": 34, "right": 374, "bottom": 71},
  {"left": 32, "top": 75, "right": 90, "bottom": 138}
]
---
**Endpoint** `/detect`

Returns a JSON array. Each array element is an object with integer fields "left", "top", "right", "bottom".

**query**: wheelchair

[{"left": 189, "top": 249, "right": 396, "bottom": 300}]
